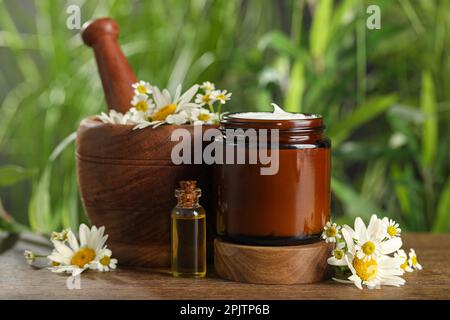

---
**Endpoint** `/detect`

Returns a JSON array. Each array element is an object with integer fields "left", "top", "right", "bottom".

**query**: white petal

[
  {"left": 79, "top": 224, "right": 89, "bottom": 247},
  {"left": 152, "top": 86, "right": 166, "bottom": 108},
  {"left": 162, "top": 89, "right": 171, "bottom": 103},
  {"left": 379, "top": 237, "right": 402, "bottom": 255},
  {"left": 354, "top": 217, "right": 367, "bottom": 240},
  {"left": 47, "top": 252, "right": 71, "bottom": 265},
  {"left": 96, "top": 235, "right": 109, "bottom": 252},
  {"left": 367, "top": 214, "right": 382, "bottom": 240},
  {"left": 341, "top": 227, "right": 355, "bottom": 253},
  {"left": 52, "top": 240, "right": 73, "bottom": 259},
  {"left": 332, "top": 277, "right": 352, "bottom": 284},
  {"left": 67, "top": 231, "right": 79, "bottom": 252},
  {"left": 327, "top": 256, "right": 348, "bottom": 266},
  {"left": 72, "top": 266, "right": 87, "bottom": 277},
  {"left": 179, "top": 84, "right": 199, "bottom": 105},
  {"left": 174, "top": 84, "right": 182, "bottom": 102}
]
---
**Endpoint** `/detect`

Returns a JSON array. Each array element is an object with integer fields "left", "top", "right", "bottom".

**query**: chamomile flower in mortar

[
  {"left": 47, "top": 224, "right": 109, "bottom": 276},
  {"left": 321, "top": 221, "right": 341, "bottom": 243},
  {"left": 131, "top": 94, "right": 154, "bottom": 113},
  {"left": 395, "top": 249, "right": 413, "bottom": 272},
  {"left": 132, "top": 80, "right": 152, "bottom": 95},
  {"left": 201, "top": 81, "right": 215, "bottom": 93},
  {"left": 327, "top": 242, "right": 347, "bottom": 266},
  {"left": 382, "top": 217, "right": 401, "bottom": 239},
  {"left": 166, "top": 111, "right": 190, "bottom": 125},
  {"left": 408, "top": 248, "right": 422, "bottom": 270},
  {"left": 91, "top": 248, "right": 118, "bottom": 272},
  {"left": 345, "top": 251, "right": 405, "bottom": 290},
  {"left": 189, "top": 108, "right": 218, "bottom": 125},
  {"left": 98, "top": 110, "right": 137, "bottom": 125},
  {"left": 349, "top": 215, "right": 402, "bottom": 261},
  {"left": 150, "top": 84, "right": 200, "bottom": 122},
  {"left": 212, "top": 89, "right": 232, "bottom": 104}
]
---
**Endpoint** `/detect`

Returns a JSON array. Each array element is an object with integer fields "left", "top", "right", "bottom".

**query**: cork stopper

[{"left": 176, "top": 180, "right": 201, "bottom": 207}]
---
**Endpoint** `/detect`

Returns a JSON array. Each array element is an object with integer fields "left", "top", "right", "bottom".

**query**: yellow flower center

[
  {"left": 216, "top": 94, "right": 225, "bottom": 101},
  {"left": 137, "top": 85, "right": 147, "bottom": 94},
  {"left": 71, "top": 247, "right": 96, "bottom": 268},
  {"left": 202, "top": 94, "right": 211, "bottom": 104},
  {"left": 198, "top": 113, "right": 211, "bottom": 121},
  {"left": 352, "top": 256, "right": 378, "bottom": 281},
  {"left": 387, "top": 225, "right": 397, "bottom": 237},
  {"left": 401, "top": 260, "right": 408, "bottom": 270},
  {"left": 151, "top": 104, "right": 177, "bottom": 121},
  {"left": 51, "top": 261, "right": 60, "bottom": 267},
  {"left": 411, "top": 256, "right": 418, "bottom": 266},
  {"left": 333, "top": 249, "right": 344, "bottom": 260},
  {"left": 325, "top": 227, "right": 337, "bottom": 237},
  {"left": 100, "top": 256, "right": 111, "bottom": 266},
  {"left": 135, "top": 100, "right": 148, "bottom": 112},
  {"left": 362, "top": 241, "right": 376, "bottom": 255}
]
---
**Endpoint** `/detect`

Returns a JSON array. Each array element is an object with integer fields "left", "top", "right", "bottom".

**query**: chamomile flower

[
  {"left": 201, "top": 81, "right": 215, "bottom": 93},
  {"left": 24, "top": 250, "right": 36, "bottom": 264},
  {"left": 395, "top": 249, "right": 413, "bottom": 272},
  {"left": 345, "top": 251, "right": 405, "bottom": 290},
  {"left": 382, "top": 217, "right": 401, "bottom": 238},
  {"left": 322, "top": 221, "right": 341, "bottom": 243},
  {"left": 408, "top": 248, "right": 422, "bottom": 270},
  {"left": 195, "top": 92, "right": 216, "bottom": 107},
  {"left": 150, "top": 84, "right": 200, "bottom": 123},
  {"left": 189, "top": 108, "right": 218, "bottom": 125},
  {"left": 51, "top": 228, "right": 70, "bottom": 242},
  {"left": 132, "top": 80, "right": 152, "bottom": 95},
  {"left": 131, "top": 94, "right": 154, "bottom": 113},
  {"left": 345, "top": 215, "right": 402, "bottom": 262},
  {"left": 47, "top": 224, "right": 109, "bottom": 276},
  {"left": 327, "top": 242, "right": 347, "bottom": 266},
  {"left": 166, "top": 111, "right": 190, "bottom": 125},
  {"left": 212, "top": 89, "right": 232, "bottom": 104},
  {"left": 91, "top": 248, "right": 118, "bottom": 272},
  {"left": 98, "top": 110, "right": 138, "bottom": 125}
]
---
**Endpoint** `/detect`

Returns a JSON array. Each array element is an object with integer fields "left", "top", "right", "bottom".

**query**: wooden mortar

[{"left": 77, "top": 18, "right": 215, "bottom": 267}]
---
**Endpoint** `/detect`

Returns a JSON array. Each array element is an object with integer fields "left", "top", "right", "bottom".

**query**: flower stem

[{"left": 217, "top": 103, "right": 222, "bottom": 118}]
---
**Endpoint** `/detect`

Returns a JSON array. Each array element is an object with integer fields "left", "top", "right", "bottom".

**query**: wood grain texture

[
  {"left": 81, "top": 17, "right": 136, "bottom": 113},
  {"left": 76, "top": 118, "right": 216, "bottom": 267},
  {"left": 1, "top": 233, "right": 448, "bottom": 300},
  {"left": 214, "top": 239, "right": 333, "bottom": 284}
]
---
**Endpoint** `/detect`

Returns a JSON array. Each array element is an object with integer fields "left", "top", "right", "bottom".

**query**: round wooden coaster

[{"left": 214, "top": 238, "right": 333, "bottom": 285}]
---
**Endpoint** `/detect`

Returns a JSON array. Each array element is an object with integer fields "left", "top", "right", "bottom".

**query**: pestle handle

[{"left": 81, "top": 17, "right": 137, "bottom": 113}]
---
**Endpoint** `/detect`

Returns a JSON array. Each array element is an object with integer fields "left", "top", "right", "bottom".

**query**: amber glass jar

[{"left": 217, "top": 113, "right": 331, "bottom": 246}]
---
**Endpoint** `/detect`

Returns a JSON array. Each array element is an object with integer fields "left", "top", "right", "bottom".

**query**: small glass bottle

[{"left": 171, "top": 180, "right": 206, "bottom": 278}]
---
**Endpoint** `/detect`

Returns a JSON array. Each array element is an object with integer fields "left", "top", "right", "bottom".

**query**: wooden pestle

[{"left": 81, "top": 17, "right": 137, "bottom": 113}]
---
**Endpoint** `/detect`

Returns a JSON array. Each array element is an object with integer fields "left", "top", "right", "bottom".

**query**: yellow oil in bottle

[{"left": 171, "top": 181, "right": 206, "bottom": 278}]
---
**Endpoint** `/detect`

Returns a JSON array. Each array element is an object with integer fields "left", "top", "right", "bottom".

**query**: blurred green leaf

[
  {"left": 49, "top": 132, "right": 77, "bottom": 162},
  {"left": 0, "top": 165, "right": 36, "bottom": 187},
  {"left": 433, "top": 178, "right": 450, "bottom": 232},
  {"left": 420, "top": 71, "right": 438, "bottom": 168},
  {"left": 331, "top": 177, "right": 387, "bottom": 221},
  {"left": 28, "top": 167, "right": 52, "bottom": 232},
  {"left": 284, "top": 58, "right": 304, "bottom": 112},
  {"left": 328, "top": 94, "right": 397, "bottom": 146},
  {"left": 258, "top": 31, "right": 299, "bottom": 58},
  {"left": 310, "top": 0, "right": 333, "bottom": 58},
  {"left": 0, "top": 198, "right": 29, "bottom": 233},
  {"left": 390, "top": 163, "right": 411, "bottom": 220}
]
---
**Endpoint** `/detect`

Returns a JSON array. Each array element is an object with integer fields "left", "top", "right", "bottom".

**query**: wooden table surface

[{"left": 0, "top": 233, "right": 449, "bottom": 300}]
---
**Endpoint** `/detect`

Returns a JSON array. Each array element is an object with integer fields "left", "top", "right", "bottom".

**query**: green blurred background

[{"left": 0, "top": 0, "right": 449, "bottom": 234}]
